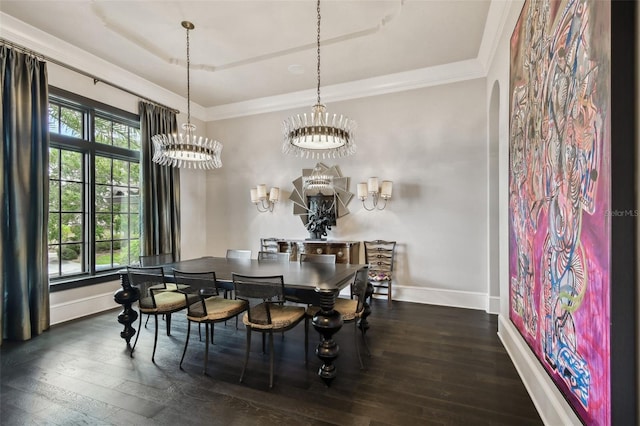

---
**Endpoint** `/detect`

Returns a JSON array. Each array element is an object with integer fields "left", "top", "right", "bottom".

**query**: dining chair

[
  {"left": 226, "top": 249, "right": 252, "bottom": 259},
  {"left": 137, "top": 253, "right": 183, "bottom": 327},
  {"left": 139, "top": 253, "right": 174, "bottom": 266},
  {"left": 307, "top": 266, "right": 371, "bottom": 369},
  {"left": 127, "top": 266, "right": 191, "bottom": 363},
  {"left": 257, "top": 251, "right": 290, "bottom": 262},
  {"left": 299, "top": 253, "right": 336, "bottom": 264},
  {"left": 259, "top": 237, "right": 281, "bottom": 253},
  {"left": 364, "top": 240, "right": 396, "bottom": 305},
  {"left": 174, "top": 269, "right": 247, "bottom": 375},
  {"left": 232, "top": 273, "right": 307, "bottom": 388}
]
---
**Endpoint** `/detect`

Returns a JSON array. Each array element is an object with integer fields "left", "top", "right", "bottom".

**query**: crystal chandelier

[
  {"left": 282, "top": 0, "right": 356, "bottom": 159},
  {"left": 152, "top": 21, "right": 222, "bottom": 169}
]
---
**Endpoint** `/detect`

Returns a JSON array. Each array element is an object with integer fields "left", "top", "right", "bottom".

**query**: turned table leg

[
  {"left": 312, "top": 289, "right": 343, "bottom": 386},
  {"left": 114, "top": 273, "right": 140, "bottom": 354}
]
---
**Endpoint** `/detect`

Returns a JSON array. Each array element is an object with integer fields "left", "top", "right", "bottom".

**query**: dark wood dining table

[{"left": 114, "top": 256, "right": 369, "bottom": 385}]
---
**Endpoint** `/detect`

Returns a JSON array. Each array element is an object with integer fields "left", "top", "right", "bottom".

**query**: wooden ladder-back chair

[{"left": 364, "top": 240, "right": 396, "bottom": 305}]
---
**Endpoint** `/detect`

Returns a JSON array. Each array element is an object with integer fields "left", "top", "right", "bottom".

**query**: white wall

[{"left": 198, "top": 79, "right": 490, "bottom": 309}]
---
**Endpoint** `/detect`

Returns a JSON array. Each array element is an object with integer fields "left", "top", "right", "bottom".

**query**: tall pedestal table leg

[
  {"left": 113, "top": 273, "right": 140, "bottom": 355},
  {"left": 312, "top": 289, "right": 343, "bottom": 386}
]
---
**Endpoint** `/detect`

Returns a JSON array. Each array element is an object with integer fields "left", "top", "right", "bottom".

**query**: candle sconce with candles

[
  {"left": 250, "top": 184, "right": 279, "bottom": 213},
  {"left": 358, "top": 177, "right": 392, "bottom": 211}
]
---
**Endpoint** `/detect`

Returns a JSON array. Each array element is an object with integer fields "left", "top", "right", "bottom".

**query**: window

[{"left": 48, "top": 87, "right": 141, "bottom": 284}]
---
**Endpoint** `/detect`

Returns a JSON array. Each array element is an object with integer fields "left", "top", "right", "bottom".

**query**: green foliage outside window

[{"left": 48, "top": 95, "right": 140, "bottom": 279}]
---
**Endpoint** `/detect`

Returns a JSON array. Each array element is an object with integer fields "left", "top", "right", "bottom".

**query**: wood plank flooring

[{"left": 1, "top": 300, "right": 542, "bottom": 425}]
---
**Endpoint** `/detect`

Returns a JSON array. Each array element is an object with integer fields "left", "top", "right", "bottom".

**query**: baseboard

[
  {"left": 391, "top": 285, "right": 488, "bottom": 310},
  {"left": 487, "top": 295, "right": 501, "bottom": 314},
  {"left": 497, "top": 315, "right": 581, "bottom": 426},
  {"left": 50, "top": 291, "right": 120, "bottom": 325}
]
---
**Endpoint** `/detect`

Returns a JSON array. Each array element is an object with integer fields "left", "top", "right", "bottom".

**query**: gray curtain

[
  {"left": 0, "top": 45, "right": 50, "bottom": 343},
  {"left": 139, "top": 102, "right": 181, "bottom": 260}
]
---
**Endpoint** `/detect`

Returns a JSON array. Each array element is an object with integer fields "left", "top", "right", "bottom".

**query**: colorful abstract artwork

[{"left": 508, "top": 0, "right": 610, "bottom": 424}]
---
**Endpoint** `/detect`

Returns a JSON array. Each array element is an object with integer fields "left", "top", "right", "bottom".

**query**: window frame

[{"left": 48, "top": 87, "right": 141, "bottom": 292}]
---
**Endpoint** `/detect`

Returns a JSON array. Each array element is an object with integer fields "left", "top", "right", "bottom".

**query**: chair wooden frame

[
  {"left": 364, "top": 240, "right": 396, "bottom": 305},
  {"left": 232, "top": 273, "right": 307, "bottom": 388}
]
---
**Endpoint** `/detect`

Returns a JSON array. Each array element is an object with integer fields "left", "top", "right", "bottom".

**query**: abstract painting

[{"left": 508, "top": 0, "right": 611, "bottom": 424}]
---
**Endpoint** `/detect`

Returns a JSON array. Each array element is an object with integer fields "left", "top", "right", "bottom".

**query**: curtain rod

[{"left": 0, "top": 38, "right": 180, "bottom": 114}]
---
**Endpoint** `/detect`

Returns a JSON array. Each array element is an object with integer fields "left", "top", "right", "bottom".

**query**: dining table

[{"left": 114, "top": 256, "right": 370, "bottom": 386}]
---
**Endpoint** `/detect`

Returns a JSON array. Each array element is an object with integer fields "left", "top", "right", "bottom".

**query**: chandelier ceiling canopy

[
  {"left": 282, "top": 0, "right": 356, "bottom": 160},
  {"left": 152, "top": 21, "right": 222, "bottom": 169}
]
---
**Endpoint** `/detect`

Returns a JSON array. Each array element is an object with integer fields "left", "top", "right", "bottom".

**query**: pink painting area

[{"left": 508, "top": 0, "right": 611, "bottom": 425}]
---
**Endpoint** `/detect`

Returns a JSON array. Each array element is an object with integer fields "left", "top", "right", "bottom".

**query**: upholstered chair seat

[{"left": 175, "top": 270, "right": 247, "bottom": 375}]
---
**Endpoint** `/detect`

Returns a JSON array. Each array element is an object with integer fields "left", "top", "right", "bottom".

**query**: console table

[{"left": 276, "top": 239, "right": 360, "bottom": 264}]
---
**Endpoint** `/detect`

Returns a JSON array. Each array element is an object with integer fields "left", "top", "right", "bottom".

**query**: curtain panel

[
  {"left": 0, "top": 45, "right": 50, "bottom": 343},
  {"left": 139, "top": 102, "right": 181, "bottom": 260}
]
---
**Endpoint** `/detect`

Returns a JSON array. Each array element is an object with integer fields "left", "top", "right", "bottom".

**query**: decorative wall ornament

[
  {"left": 289, "top": 163, "right": 353, "bottom": 239},
  {"left": 509, "top": 1, "right": 611, "bottom": 424}
]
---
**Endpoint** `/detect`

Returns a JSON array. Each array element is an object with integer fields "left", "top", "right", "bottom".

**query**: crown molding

[
  {"left": 476, "top": 0, "right": 515, "bottom": 73},
  {"left": 0, "top": 12, "right": 206, "bottom": 120},
  {"left": 206, "top": 58, "right": 486, "bottom": 121},
  {"left": 1, "top": 0, "right": 509, "bottom": 124}
]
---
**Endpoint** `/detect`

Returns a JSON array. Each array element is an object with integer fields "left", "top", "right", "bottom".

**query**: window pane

[
  {"left": 113, "top": 122, "right": 128, "bottom": 148},
  {"left": 95, "top": 117, "right": 112, "bottom": 145},
  {"left": 60, "top": 107, "right": 83, "bottom": 137},
  {"left": 130, "top": 214, "right": 140, "bottom": 238},
  {"left": 49, "top": 148, "right": 60, "bottom": 179},
  {"left": 61, "top": 213, "right": 82, "bottom": 242},
  {"left": 130, "top": 127, "right": 140, "bottom": 150},
  {"left": 112, "top": 159, "right": 127, "bottom": 186},
  {"left": 49, "top": 181, "right": 60, "bottom": 212},
  {"left": 61, "top": 150, "right": 82, "bottom": 181},
  {"left": 95, "top": 184, "right": 111, "bottom": 213},
  {"left": 113, "top": 213, "right": 128, "bottom": 239},
  {"left": 48, "top": 244, "right": 61, "bottom": 278},
  {"left": 48, "top": 104, "right": 60, "bottom": 134},
  {"left": 95, "top": 156, "right": 111, "bottom": 184},
  {"left": 96, "top": 242, "right": 113, "bottom": 270},
  {"left": 95, "top": 213, "right": 112, "bottom": 240},
  {"left": 60, "top": 244, "right": 83, "bottom": 275},
  {"left": 115, "top": 239, "right": 137, "bottom": 266},
  {"left": 130, "top": 162, "right": 139, "bottom": 186},
  {"left": 48, "top": 214, "right": 60, "bottom": 244},
  {"left": 60, "top": 182, "right": 82, "bottom": 212},
  {"left": 112, "top": 186, "right": 129, "bottom": 212}
]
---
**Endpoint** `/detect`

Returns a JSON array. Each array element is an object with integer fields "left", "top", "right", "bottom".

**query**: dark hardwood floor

[{"left": 1, "top": 300, "right": 542, "bottom": 425}]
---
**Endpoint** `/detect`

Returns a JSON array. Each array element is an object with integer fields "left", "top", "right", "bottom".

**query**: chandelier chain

[
  {"left": 186, "top": 25, "right": 191, "bottom": 125},
  {"left": 316, "top": 0, "right": 321, "bottom": 106}
]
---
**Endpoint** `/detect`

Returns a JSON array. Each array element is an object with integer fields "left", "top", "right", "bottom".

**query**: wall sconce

[
  {"left": 250, "top": 184, "right": 279, "bottom": 212},
  {"left": 357, "top": 177, "right": 392, "bottom": 211}
]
